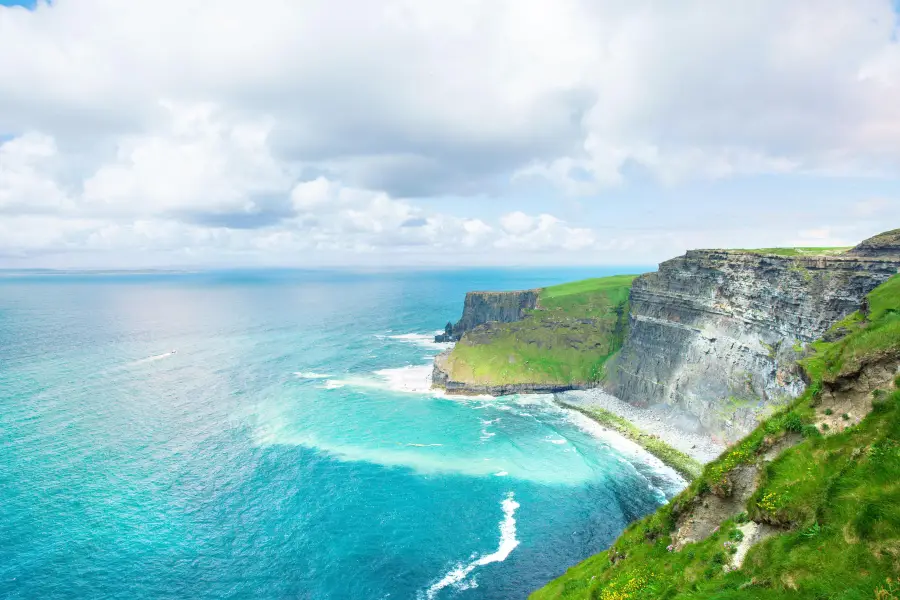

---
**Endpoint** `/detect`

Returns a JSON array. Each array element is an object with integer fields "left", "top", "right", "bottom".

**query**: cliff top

[
  {"left": 846, "top": 227, "right": 900, "bottom": 258},
  {"left": 440, "top": 275, "right": 637, "bottom": 387},
  {"left": 709, "top": 246, "right": 851, "bottom": 257},
  {"left": 698, "top": 227, "right": 900, "bottom": 259},
  {"left": 464, "top": 288, "right": 542, "bottom": 296}
]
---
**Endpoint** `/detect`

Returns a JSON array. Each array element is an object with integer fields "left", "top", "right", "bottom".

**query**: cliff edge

[
  {"left": 603, "top": 240, "right": 900, "bottom": 441},
  {"left": 433, "top": 276, "right": 636, "bottom": 393},
  {"left": 531, "top": 273, "right": 900, "bottom": 600},
  {"left": 436, "top": 289, "right": 540, "bottom": 342}
]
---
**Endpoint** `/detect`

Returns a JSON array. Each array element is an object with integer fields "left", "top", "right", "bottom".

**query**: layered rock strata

[
  {"left": 603, "top": 242, "right": 900, "bottom": 441},
  {"left": 435, "top": 290, "right": 539, "bottom": 342}
]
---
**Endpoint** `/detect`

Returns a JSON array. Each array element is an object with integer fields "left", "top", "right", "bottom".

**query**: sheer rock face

[
  {"left": 603, "top": 249, "right": 900, "bottom": 442},
  {"left": 451, "top": 290, "right": 540, "bottom": 337}
]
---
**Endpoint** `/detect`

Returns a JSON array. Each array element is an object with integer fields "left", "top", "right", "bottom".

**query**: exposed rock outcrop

[
  {"left": 603, "top": 247, "right": 900, "bottom": 441},
  {"left": 436, "top": 290, "right": 540, "bottom": 342},
  {"left": 845, "top": 228, "right": 900, "bottom": 258}
]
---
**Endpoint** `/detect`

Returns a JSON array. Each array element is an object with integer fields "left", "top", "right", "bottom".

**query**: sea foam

[
  {"left": 423, "top": 493, "right": 520, "bottom": 599},
  {"left": 127, "top": 351, "right": 176, "bottom": 366},
  {"left": 322, "top": 364, "right": 441, "bottom": 396},
  {"left": 293, "top": 372, "right": 330, "bottom": 379},
  {"left": 382, "top": 331, "right": 454, "bottom": 351}
]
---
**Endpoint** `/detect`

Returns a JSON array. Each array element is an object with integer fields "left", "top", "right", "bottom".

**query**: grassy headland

[
  {"left": 532, "top": 274, "right": 900, "bottom": 600},
  {"left": 441, "top": 275, "right": 637, "bottom": 386}
]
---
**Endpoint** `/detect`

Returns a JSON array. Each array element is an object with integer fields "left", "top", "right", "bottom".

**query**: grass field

[
  {"left": 531, "top": 274, "right": 900, "bottom": 600},
  {"left": 734, "top": 247, "right": 852, "bottom": 257},
  {"left": 443, "top": 275, "right": 638, "bottom": 386}
]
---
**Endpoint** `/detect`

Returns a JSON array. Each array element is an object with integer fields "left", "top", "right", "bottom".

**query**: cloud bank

[{"left": 1, "top": 0, "right": 898, "bottom": 266}]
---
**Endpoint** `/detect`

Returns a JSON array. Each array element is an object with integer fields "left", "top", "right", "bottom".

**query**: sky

[{"left": 1, "top": 0, "right": 899, "bottom": 268}]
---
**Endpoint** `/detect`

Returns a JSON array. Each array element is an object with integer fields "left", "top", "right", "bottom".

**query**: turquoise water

[{"left": 0, "top": 268, "right": 682, "bottom": 600}]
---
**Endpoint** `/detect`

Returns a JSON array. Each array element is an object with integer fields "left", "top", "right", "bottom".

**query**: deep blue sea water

[{"left": 0, "top": 267, "right": 682, "bottom": 600}]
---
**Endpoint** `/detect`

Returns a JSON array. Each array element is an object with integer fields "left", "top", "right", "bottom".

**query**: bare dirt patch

[
  {"left": 816, "top": 360, "right": 899, "bottom": 434},
  {"left": 672, "top": 464, "right": 760, "bottom": 550}
]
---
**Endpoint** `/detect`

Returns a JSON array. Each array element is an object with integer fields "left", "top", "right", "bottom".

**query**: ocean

[{"left": 0, "top": 268, "right": 683, "bottom": 600}]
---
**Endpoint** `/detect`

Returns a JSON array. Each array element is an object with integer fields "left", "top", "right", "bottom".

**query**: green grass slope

[
  {"left": 443, "top": 275, "right": 637, "bottom": 386},
  {"left": 532, "top": 274, "right": 900, "bottom": 600}
]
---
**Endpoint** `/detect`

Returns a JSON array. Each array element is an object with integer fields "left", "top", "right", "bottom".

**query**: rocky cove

[{"left": 433, "top": 229, "right": 900, "bottom": 446}]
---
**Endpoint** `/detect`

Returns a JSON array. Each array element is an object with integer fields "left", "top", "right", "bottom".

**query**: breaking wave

[{"left": 422, "top": 493, "right": 521, "bottom": 599}]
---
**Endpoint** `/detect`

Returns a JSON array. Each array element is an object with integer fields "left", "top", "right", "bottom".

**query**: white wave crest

[
  {"left": 293, "top": 371, "right": 330, "bottom": 379},
  {"left": 375, "top": 365, "right": 435, "bottom": 394},
  {"left": 383, "top": 331, "right": 454, "bottom": 351},
  {"left": 423, "top": 493, "right": 521, "bottom": 599},
  {"left": 128, "top": 351, "right": 176, "bottom": 366},
  {"left": 322, "top": 365, "right": 441, "bottom": 395}
]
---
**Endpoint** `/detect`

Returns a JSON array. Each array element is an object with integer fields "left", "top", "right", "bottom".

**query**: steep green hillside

[
  {"left": 442, "top": 275, "right": 636, "bottom": 386},
  {"left": 532, "top": 274, "right": 900, "bottom": 600}
]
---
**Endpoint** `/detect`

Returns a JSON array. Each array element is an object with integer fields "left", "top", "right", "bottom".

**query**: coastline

[
  {"left": 557, "top": 400, "right": 702, "bottom": 481},
  {"left": 431, "top": 348, "right": 724, "bottom": 481},
  {"left": 555, "top": 389, "right": 726, "bottom": 481}
]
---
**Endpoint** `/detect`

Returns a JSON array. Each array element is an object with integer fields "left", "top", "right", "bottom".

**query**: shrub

[
  {"left": 821, "top": 423, "right": 830, "bottom": 431},
  {"left": 801, "top": 424, "right": 820, "bottom": 438},
  {"left": 782, "top": 412, "right": 803, "bottom": 433},
  {"left": 808, "top": 380, "right": 822, "bottom": 398},
  {"left": 800, "top": 522, "right": 821, "bottom": 538},
  {"left": 824, "top": 408, "right": 833, "bottom": 416},
  {"left": 873, "top": 397, "right": 891, "bottom": 414},
  {"left": 841, "top": 413, "right": 850, "bottom": 420},
  {"left": 729, "top": 528, "right": 745, "bottom": 542}
]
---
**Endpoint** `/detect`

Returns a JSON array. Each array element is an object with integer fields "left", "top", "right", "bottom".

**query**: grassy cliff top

[
  {"left": 730, "top": 247, "right": 852, "bottom": 257},
  {"left": 442, "top": 275, "right": 638, "bottom": 386},
  {"left": 540, "top": 275, "right": 637, "bottom": 305},
  {"left": 532, "top": 273, "right": 900, "bottom": 600}
]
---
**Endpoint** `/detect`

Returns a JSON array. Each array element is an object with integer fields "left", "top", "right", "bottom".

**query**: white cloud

[
  {"left": 81, "top": 102, "right": 293, "bottom": 222},
  {"left": 497, "top": 212, "right": 596, "bottom": 251},
  {"left": 0, "top": 132, "right": 70, "bottom": 213},
  {"left": 0, "top": 0, "right": 899, "bottom": 266}
]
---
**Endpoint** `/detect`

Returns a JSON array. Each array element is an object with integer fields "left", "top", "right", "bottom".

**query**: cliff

[
  {"left": 603, "top": 237, "right": 900, "bottom": 441},
  {"left": 432, "top": 276, "right": 636, "bottom": 394},
  {"left": 845, "top": 227, "right": 900, "bottom": 258},
  {"left": 532, "top": 274, "right": 900, "bottom": 600},
  {"left": 449, "top": 289, "right": 540, "bottom": 339}
]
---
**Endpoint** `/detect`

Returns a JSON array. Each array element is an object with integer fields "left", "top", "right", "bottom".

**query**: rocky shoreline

[
  {"left": 558, "top": 389, "right": 727, "bottom": 464},
  {"left": 431, "top": 349, "right": 725, "bottom": 476}
]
